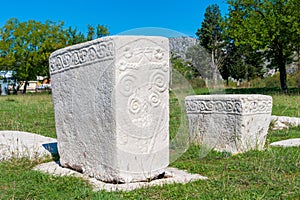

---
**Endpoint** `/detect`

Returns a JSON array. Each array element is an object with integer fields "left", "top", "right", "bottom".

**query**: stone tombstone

[
  {"left": 185, "top": 95, "right": 272, "bottom": 154},
  {"left": 49, "top": 36, "right": 169, "bottom": 183}
]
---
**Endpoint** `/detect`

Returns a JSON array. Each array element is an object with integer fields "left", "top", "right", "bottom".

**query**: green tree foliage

[
  {"left": 196, "top": 4, "right": 224, "bottom": 85},
  {"left": 0, "top": 18, "right": 86, "bottom": 93},
  {"left": 288, "top": 0, "right": 300, "bottom": 87},
  {"left": 96, "top": 24, "right": 110, "bottom": 38},
  {"left": 86, "top": 24, "right": 95, "bottom": 41},
  {"left": 225, "top": 0, "right": 300, "bottom": 92},
  {"left": 222, "top": 42, "right": 265, "bottom": 84},
  {"left": 170, "top": 54, "right": 199, "bottom": 81},
  {"left": 66, "top": 27, "right": 85, "bottom": 45},
  {"left": 196, "top": 4, "right": 223, "bottom": 53},
  {"left": 86, "top": 24, "right": 110, "bottom": 41},
  {"left": 170, "top": 54, "right": 207, "bottom": 89}
]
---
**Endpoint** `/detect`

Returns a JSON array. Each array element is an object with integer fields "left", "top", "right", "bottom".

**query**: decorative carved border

[
  {"left": 185, "top": 97, "right": 272, "bottom": 115},
  {"left": 49, "top": 39, "right": 115, "bottom": 75}
]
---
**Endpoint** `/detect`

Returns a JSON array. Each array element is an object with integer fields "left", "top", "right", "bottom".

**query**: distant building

[{"left": 0, "top": 71, "right": 17, "bottom": 95}]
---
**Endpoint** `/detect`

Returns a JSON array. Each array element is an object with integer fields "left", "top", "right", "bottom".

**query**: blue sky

[{"left": 0, "top": 0, "right": 229, "bottom": 37}]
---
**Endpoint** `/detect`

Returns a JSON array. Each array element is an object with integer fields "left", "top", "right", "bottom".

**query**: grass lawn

[
  {"left": 0, "top": 93, "right": 56, "bottom": 138},
  {"left": 0, "top": 89, "right": 299, "bottom": 199}
]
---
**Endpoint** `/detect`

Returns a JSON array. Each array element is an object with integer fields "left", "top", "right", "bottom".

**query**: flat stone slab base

[
  {"left": 0, "top": 131, "right": 207, "bottom": 191},
  {"left": 33, "top": 161, "right": 207, "bottom": 192},
  {"left": 270, "top": 116, "right": 300, "bottom": 130},
  {"left": 0, "top": 131, "right": 57, "bottom": 160},
  {"left": 270, "top": 138, "right": 300, "bottom": 147}
]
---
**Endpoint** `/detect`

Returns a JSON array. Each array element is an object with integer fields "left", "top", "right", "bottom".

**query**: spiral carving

[
  {"left": 149, "top": 71, "right": 167, "bottom": 92},
  {"left": 118, "top": 74, "right": 137, "bottom": 97}
]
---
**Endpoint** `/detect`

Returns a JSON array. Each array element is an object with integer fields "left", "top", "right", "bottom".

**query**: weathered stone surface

[
  {"left": 185, "top": 95, "right": 272, "bottom": 154},
  {"left": 50, "top": 36, "right": 169, "bottom": 183},
  {"left": 0, "top": 131, "right": 57, "bottom": 160},
  {"left": 270, "top": 120, "right": 289, "bottom": 130},
  {"left": 270, "top": 116, "right": 300, "bottom": 130},
  {"left": 270, "top": 138, "right": 300, "bottom": 147},
  {"left": 34, "top": 161, "right": 207, "bottom": 192}
]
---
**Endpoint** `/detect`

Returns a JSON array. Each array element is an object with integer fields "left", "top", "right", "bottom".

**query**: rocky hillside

[{"left": 169, "top": 37, "right": 197, "bottom": 59}]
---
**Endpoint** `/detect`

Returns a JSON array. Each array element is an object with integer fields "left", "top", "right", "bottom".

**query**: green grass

[
  {"left": 0, "top": 143, "right": 299, "bottom": 199},
  {"left": 0, "top": 90, "right": 299, "bottom": 199},
  {"left": 0, "top": 158, "right": 95, "bottom": 199},
  {"left": 0, "top": 93, "right": 56, "bottom": 138},
  {"left": 267, "top": 125, "right": 300, "bottom": 144},
  {"left": 272, "top": 94, "right": 300, "bottom": 117}
]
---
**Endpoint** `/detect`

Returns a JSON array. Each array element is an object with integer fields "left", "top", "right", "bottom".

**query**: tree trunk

[
  {"left": 211, "top": 51, "right": 218, "bottom": 88},
  {"left": 23, "top": 79, "right": 28, "bottom": 94},
  {"left": 277, "top": 46, "right": 288, "bottom": 92},
  {"left": 298, "top": 52, "right": 300, "bottom": 88}
]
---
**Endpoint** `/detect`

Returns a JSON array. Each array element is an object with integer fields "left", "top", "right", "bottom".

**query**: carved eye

[
  {"left": 149, "top": 92, "right": 160, "bottom": 107},
  {"left": 150, "top": 72, "right": 167, "bottom": 92},
  {"left": 129, "top": 97, "right": 141, "bottom": 114},
  {"left": 118, "top": 74, "right": 136, "bottom": 96}
]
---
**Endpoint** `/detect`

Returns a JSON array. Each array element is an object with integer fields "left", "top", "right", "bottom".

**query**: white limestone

[
  {"left": 270, "top": 115, "right": 300, "bottom": 130},
  {"left": 270, "top": 138, "right": 300, "bottom": 147},
  {"left": 271, "top": 120, "right": 289, "bottom": 130},
  {"left": 34, "top": 161, "right": 207, "bottom": 192},
  {"left": 0, "top": 131, "right": 57, "bottom": 160},
  {"left": 185, "top": 95, "right": 273, "bottom": 154},
  {"left": 49, "top": 36, "right": 170, "bottom": 183}
]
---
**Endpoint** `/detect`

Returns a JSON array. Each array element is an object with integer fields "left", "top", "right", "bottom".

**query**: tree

[
  {"left": 0, "top": 18, "right": 18, "bottom": 71},
  {"left": 196, "top": 4, "right": 224, "bottom": 86},
  {"left": 65, "top": 26, "right": 85, "bottom": 45},
  {"left": 171, "top": 53, "right": 200, "bottom": 81},
  {"left": 221, "top": 40, "right": 265, "bottom": 85},
  {"left": 96, "top": 24, "right": 110, "bottom": 38},
  {"left": 288, "top": 0, "right": 300, "bottom": 88},
  {"left": 0, "top": 18, "right": 85, "bottom": 93},
  {"left": 86, "top": 24, "right": 110, "bottom": 41},
  {"left": 225, "top": 0, "right": 300, "bottom": 92},
  {"left": 86, "top": 24, "right": 95, "bottom": 41},
  {"left": 223, "top": 43, "right": 249, "bottom": 84}
]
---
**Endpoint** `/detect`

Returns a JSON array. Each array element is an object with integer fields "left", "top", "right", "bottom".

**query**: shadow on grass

[{"left": 42, "top": 142, "right": 59, "bottom": 161}]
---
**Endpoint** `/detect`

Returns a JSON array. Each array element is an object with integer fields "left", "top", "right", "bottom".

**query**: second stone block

[{"left": 185, "top": 94, "right": 272, "bottom": 154}]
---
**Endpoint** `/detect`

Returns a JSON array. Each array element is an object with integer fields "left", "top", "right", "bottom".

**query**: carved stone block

[
  {"left": 185, "top": 95, "right": 272, "bottom": 153},
  {"left": 50, "top": 36, "right": 169, "bottom": 183}
]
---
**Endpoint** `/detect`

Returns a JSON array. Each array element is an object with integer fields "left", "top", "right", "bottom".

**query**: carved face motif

[
  {"left": 114, "top": 39, "right": 169, "bottom": 146},
  {"left": 127, "top": 84, "right": 161, "bottom": 128},
  {"left": 116, "top": 72, "right": 168, "bottom": 139}
]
